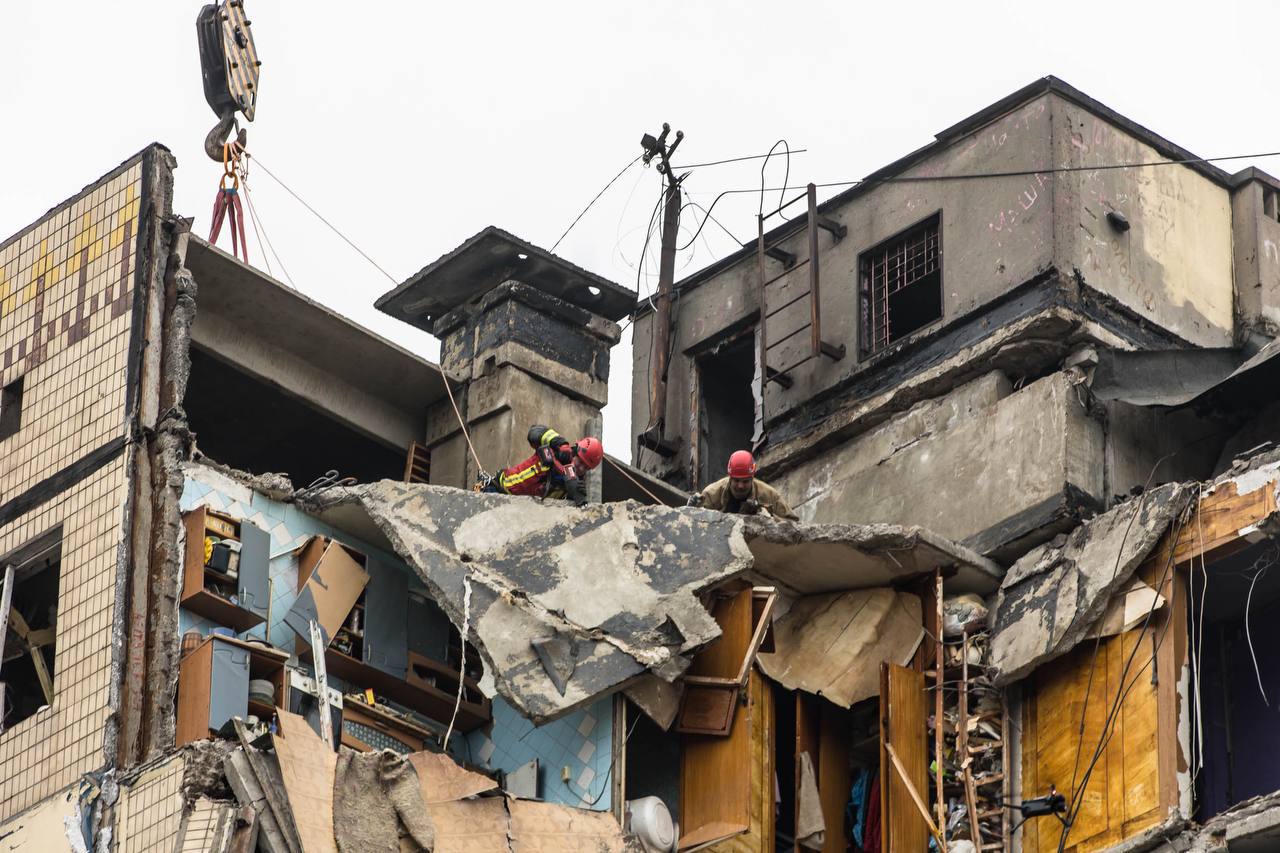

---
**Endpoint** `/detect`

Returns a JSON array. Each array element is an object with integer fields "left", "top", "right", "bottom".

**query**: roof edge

[{"left": 634, "top": 76, "right": 1236, "bottom": 319}]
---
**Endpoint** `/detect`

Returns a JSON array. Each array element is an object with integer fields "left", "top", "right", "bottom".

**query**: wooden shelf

[
  {"left": 182, "top": 589, "right": 264, "bottom": 633},
  {"left": 181, "top": 506, "right": 266, "bottom": 633},
  {"left": 310, "top": 648, "right": 490, "bottom": 732},
  {"left": 248, "top": 698, "right": 277, "bottom": 719}
]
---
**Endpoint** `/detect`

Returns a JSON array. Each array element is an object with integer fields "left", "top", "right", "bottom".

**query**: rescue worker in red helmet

[
  {"left": 482, "top": 425, "right": 603, "bottom": 506},
  {"left": 689, "top": 450, "right": 797, "bottom": 520}
]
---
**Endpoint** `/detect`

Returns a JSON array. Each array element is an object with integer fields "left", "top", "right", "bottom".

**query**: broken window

[
  {"left": 695, "top": 333, "right": 758, "bottom": 489},
  {"left": 860, "top": 214, "right": 943, "bottom": 355},
  {"left": 0, "top": 529, "right": 61, "bottom": 732},
  {"left": 0, "top": 375, "right": 23, "bottom": 442},
  {"left": 1195, "top": 538, "right": 1280, "bottom": 820}
]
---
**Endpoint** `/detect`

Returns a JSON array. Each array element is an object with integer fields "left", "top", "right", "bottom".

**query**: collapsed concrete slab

[
  {"left": 741, "top": 515, "right": 1004, "bottom": 594},
  {"left": 308, "top": 481, "right": 753, "bottom": 723},
  {"left": 302, "top": 481, "right": 1006, "bottom": 723},
  {"left": 987, "top": 482, "right": 1192, "bottom": 686}
]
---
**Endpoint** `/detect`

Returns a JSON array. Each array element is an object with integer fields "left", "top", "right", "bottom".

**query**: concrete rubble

[
  {"left": 987, "top": 482, "right": 1192, "bottom": 686},
  {"left": 301, "top": 480, "right": 1004, "bottom": 724}
]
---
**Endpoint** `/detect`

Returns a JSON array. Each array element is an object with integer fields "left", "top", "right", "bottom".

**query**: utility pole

[{"left": 638, "top": 123, "right": 684, "bottom": 457}]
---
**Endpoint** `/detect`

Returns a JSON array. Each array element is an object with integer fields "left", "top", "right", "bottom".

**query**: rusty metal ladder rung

[{"left": 757, "top": 184, "right": 846, "bottom": 401}]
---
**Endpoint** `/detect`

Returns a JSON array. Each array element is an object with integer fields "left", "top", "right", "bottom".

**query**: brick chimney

[{"left": 376, "top": 227, "right": 633, "bottom": 494}]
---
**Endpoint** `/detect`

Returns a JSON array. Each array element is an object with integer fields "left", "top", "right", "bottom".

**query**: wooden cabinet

[
  {"left": 177, "top": 635, "right": 289, "bottom": 745},
  {"left": 181, "top": 506, "right": 269, "bottom": 632}
]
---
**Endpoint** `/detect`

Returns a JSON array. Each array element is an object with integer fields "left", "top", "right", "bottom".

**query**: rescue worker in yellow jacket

[{"left": 689, "top": 450, "right": 798, "bottom": 520}]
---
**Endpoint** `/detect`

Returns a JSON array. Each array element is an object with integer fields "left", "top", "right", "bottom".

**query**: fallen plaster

[
  {"left": 306, "top": 481, "right": 753, "bottom": 723},
  {"left": 988, "top": 482, "right": 1192, "bottom": 686}
]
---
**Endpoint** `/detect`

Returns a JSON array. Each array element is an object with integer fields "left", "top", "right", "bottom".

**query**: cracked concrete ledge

[
  {"left": 1095, "top": 791, "right": 1280, "bottom": 852},
  {"left": 741, "top": 515, "right": 1005, "bottom": 594},
  {"left": 988, "top": 482, "right": 1192, "bottom": 687}
]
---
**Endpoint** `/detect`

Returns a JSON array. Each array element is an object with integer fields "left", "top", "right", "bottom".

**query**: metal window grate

[{"left": 861, "top": 216, "right": 942, "bottom": 354}]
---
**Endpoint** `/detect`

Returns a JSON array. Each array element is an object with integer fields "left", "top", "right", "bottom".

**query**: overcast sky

[{"left": 3, "top": 1, "right": 1276, "bottom": 462}]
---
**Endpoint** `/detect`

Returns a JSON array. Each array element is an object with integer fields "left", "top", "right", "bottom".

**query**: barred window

[{"left": 860, "top": 215, "right": 942, "bottom": 355}]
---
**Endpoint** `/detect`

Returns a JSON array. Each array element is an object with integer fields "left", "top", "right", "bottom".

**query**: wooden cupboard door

[{"left": 881, "top": 663, "right": 928, "bottom": 853}]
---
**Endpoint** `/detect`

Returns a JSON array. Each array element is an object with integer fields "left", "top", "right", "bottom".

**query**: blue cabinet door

[
  {"left": 237, "top": 521, "right": 270, "bottom": 621},
  {"left": 209, "top": 639, "right": 250, "bottom": 732},
  {"left": 363, "top": 556, "right": 409, "bottom": 678}
]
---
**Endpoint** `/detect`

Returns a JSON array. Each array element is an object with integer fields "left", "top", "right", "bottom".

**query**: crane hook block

[{"left": 196, "top": 1, "right": 261, "bottom": 123}]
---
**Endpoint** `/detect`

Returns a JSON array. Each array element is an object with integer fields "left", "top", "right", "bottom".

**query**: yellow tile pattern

[
  {"left": 0, "top": 161, "right": 144, "bottom": 821},
  {"left": 0, "top": 162, "right": 140, "bottom": 498},
  {"left": 114, "top": 754, "right": 185, "bottom": 853}
]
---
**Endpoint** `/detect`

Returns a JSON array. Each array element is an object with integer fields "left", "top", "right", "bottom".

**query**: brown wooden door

[{"left": 880, "top": 663, "right": 928, "bottom": 853}]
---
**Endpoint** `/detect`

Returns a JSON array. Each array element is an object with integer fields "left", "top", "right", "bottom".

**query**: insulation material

[
  {"left": 408, "top": 751, "right": 498, "bottom": 804},
  {"left": 308, "top": 481, "right": 753, "bottom": 723},
  {"left": 332, "top": 751, "right": 435, "bottom": 853},
  {"left": 757, "top": 589, "right": 923, "bottom": 708},
  {"left": 507, "top": 798, "right": 625, "bottom": 852},
  {"left": 274, "top": 710, "right": 338, "bottom": 853},
  {"left": 1087, "top": 578, "right": 1166, "bottom": 639},
  {"left": 428, "top": 798, "right": 512, "bottom": 852},
  {"left": 987, "top": 482, "right": 1190, "bottom": 686}
]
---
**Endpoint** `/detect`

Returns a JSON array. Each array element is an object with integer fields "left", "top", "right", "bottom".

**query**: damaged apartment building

[{"left": 2, "top": 74, "right": 1280, "bottom": 853}]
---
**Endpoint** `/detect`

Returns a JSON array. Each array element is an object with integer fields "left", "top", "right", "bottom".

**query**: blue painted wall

[{"left": 178, "top": 466, "right": 615, "bottom": 811}]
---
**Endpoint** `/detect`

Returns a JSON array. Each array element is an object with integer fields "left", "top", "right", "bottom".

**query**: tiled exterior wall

[
  {"left": 0, "top": 436, "right": 130, "bottom": 818},
  {"left": 0, "top": 163, "right": 140, "bottom": 497},
  {"left": 0, "top": 157, "right": 147, "bottom": 822},
  {"left": 113, "top": 754, "right": 186, "bottom": 853}
]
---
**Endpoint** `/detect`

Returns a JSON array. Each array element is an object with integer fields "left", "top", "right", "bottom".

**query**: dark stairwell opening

[{"left": 696, "top": 334, "right": 757, "bottom": 490}]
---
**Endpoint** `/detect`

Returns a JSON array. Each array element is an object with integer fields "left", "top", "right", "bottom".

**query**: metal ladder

[{"left": 756, "top": 183, "right": 847, "bottom": 406}]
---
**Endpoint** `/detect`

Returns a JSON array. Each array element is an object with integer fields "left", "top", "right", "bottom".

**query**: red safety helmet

[
  {"left": 575, "top": 436, "right": 604, "bottom": 470},
  {"left": 727, "top": 450, "right": 757, "bottom": 479}
]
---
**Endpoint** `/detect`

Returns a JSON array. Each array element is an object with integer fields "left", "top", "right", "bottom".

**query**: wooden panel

[
  {"left": 881, "top": 663, "right": 927, "bottom": 853},
  {"left": 688, "top": 588, "right": 754, "bottom": 679},
  {"left": 1020, "top": 624, "right": 1165, "bottom": 853},
  {"left": 176, "top": 638, "right": 213, "bottom": 746},
  {"left": 817, "top": 701, "right": 852, "bottom": 853},
  {"left": 181, "top": 506, "right": 207, "bottom": 601},
  {"left": 795, "top": 692, "right": 820, "bottom": 853},
  {"left": 680, "top": 588, "right": 774, "bottom": 849},
  {"left": 702, "top": 671, "right": 774, "bottom": 853},
  {"left": 1168, "top": 477, "right": 1277, "bottom": 566}
]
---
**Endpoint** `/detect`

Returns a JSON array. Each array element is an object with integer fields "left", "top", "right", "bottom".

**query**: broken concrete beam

[
  {"left": 987, "top": 482, "right": 1192, "bottom": 686},
  {"left": 740, "top": 515, "right": 1004, "bottom": 594},
  {"left": 223, "top": 749, "right": 297, "bottom": 853},
  {"left": 307, "top": 481, "right": 752, "bottom": 723}
]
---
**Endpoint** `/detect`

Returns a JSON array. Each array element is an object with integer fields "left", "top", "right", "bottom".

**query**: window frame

[{"left": 858, "top": 212, "right": 944, "bottom": 357}]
